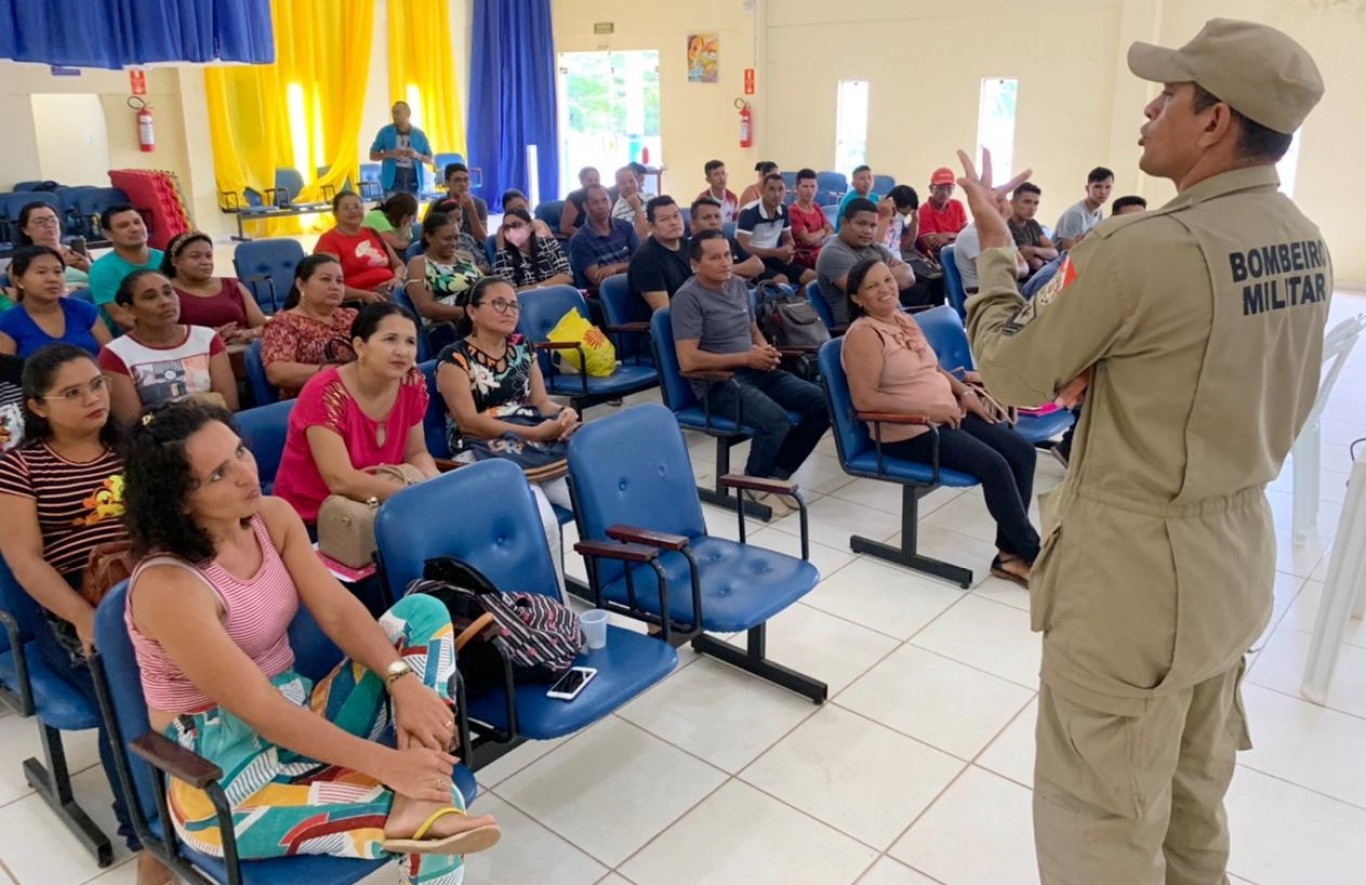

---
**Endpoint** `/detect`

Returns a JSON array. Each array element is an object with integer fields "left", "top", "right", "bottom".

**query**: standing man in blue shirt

[{"left": 369, "top": 101, "right": 434, "bottom": 199}]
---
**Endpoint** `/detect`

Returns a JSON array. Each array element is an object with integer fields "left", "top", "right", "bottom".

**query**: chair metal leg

[
  {"left": 696, "top": 435, "right": 773, "bottom": 520},
  {"left": 850, "top": 485, "right": 973, "bottom": 589},
  {"left": 691, "top": 626, "right": 828, "bottom": 705},
  {"left": 25, "top": 725, "right": 113, "bottom": 868}
]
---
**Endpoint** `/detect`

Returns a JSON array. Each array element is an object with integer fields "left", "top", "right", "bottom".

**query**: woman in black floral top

[{"left": 492, "top": 208, "right": 573, "bottom": 290}]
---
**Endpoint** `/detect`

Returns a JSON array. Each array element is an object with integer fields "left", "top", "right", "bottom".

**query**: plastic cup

[{"left": 580, "top": 609, "right": 609, "bottom": 651}]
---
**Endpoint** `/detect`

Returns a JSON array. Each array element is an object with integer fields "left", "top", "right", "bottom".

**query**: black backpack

[
  {"left": 409, "top": 557, "right": 584, "bottom": 694},
  {"left": 754, "top": 281, "right": 830, "bottom": 379}
]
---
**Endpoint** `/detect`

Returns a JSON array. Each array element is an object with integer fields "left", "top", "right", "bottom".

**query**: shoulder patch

[{"left": 1003, "top": 255, "right": 1077, "bottom": 336}]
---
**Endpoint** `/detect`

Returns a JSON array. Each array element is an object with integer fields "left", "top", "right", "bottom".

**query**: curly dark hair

[{"left": 123, "top": 400, "right": 238, "bottom": 561}]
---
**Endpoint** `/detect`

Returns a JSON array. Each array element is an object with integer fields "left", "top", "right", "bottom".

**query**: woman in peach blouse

[{"left": 840, "top": 257, "right": 1039, "bottom": 586}]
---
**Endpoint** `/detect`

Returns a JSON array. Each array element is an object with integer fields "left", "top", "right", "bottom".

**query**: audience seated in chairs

[
  {"left": 120, "top": 400, "right": 498, "bottom": 881},
  {"left": 492, "top": 208, "right": 573, "bottom": 291},
  {"left": 736, "top": 174, "right": 817, "bottom": 286},
  {"left": 272, "top": 303, "right": 437, "bottom": 525},
  {"left": 0, "top": 246, "right": 110, "bottom": 358},
  {"left": 671, "top": 230, "right": 829, "bottom": 517},
  {"left": 610, "top": 165, "right": 655, "bottom": 239},
  {"left": 434, "top": 276, "right": 574, "bottom": 588},
  {"left": 16, "top": 201, "right": 90, "bottom": 288},
  {"left": 816, "top": 198, "right": 923, "bottom": 326},
  {"left": 162, "top": 231, "right": 267, "bottom": 345},
  {"left": 840, "top": 257, "right": 1038, "bottom": 586},
  {"left": 364, "top": 192, "right": 420, "bottom": 254},
  {"left": 558, "top": 165, "right": 600, "bottom": 237},
  {"left": 689, "top": 196, "right": 763, "bottom": 282},
  {"left": 88, "top": 204, "right": 164, "bottom": 331},
  {"left": 699, "top": 159, "right": 743, "bottom": 224},
  {"left": 261, "top": 255, "right": 358, "bottom": 399},
  {"left": 789, "top": 168, "right": 832, "bottom": 271},
  {"left": 424, "top": 162, "right": 489, "bottom": 243},
  {"left": 99, "top": 270, "right": 239, "bottom": 424},
  {"left": 835, "top": 164, "right": 879, "bottom": 230},
  {"left": 404, "top": 211, "right": 482, "bottom": 331},
  {"left": 955, "top": 196, "right": 1031, "bottom": 293},
  {"left": 568, "top": 183, "right": 640, "bottom": 291},
  {"left": 627, "top": 196, "right": 692, "bottom": 313},
  {"left": 315, "top": 191, "right": 407, "bottom": 305},
  {"left": 0, "top": 343, "right": 164, "bottom": 882},
  {"left": 737, "top": 159, "right": 781, "bottom": 207},
  {"left": 916, "top": 167, "right": 969, "bottom": 257},
  {"left": 1007, "top": 183, "right": 1059, "bottom": 277},
  {"left": 499, "top": 190, "right": 554, "bottom": 240}
]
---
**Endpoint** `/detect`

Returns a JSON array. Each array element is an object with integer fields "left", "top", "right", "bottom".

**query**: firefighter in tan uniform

[{"left": 958, "top": 19, "right": 1329, "bottom": 885}]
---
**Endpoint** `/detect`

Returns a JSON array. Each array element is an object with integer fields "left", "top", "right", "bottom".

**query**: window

[
  {"left": 286, "top": 83, "right": 311, "bottom": 178},
  {"left": 976, "top": 78, "right": 1018, "bottom": 181},
  {"left": 557, "top": 50, "right": 661, "bottom": 195},
  {"left": 835, "top": 80, "right": 869, "bottom": 176},
  {"left": 1277, "top": 130, "right": 1303, "bottom": 198}
]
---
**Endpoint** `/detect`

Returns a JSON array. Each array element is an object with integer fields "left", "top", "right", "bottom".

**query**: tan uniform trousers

[{"left": 1034, "top": 658, "right": 1251, "bottom": 885}]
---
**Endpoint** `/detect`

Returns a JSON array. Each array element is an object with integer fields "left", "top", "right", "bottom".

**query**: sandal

[
  {"left": 381, "top": 807, "right": 502, "bottom": 856},
  {"left": 990, "top": 555, "right": 1030, "bottom": 589}
]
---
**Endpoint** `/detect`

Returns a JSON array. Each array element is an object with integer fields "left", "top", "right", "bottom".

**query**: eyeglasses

[
  {"left": 42, "top": 377, "right": 108, "bottom": 402},
  {"left": 28, "top": 215, "right": 60, "bottom": 226},
  {"left": 477, "top": 298, "right": 521, "bottom": 314}
]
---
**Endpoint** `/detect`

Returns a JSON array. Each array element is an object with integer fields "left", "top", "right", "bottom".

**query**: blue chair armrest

[{"left": 573, "top": 539, "right": 677, "bottom": 643}]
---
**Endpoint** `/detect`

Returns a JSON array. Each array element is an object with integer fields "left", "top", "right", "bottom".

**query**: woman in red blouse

[
  {"left": 314, "top": 191, "right": 406, "bottom": 304},
  {"left": 273, "top": 303, "right": 437, "bottom": 523},
  {"left": 261, "top": 255, "right": 358, "bottom": 399}
]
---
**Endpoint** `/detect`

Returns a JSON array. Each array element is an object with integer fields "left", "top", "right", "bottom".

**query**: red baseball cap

[{"left": 930, "top": 167, "right": 956, "bottom": 186}]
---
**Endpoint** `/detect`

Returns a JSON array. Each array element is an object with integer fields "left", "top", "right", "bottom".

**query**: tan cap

[{"left": 1128, "top": 18, "right": 1323, "bottom": 135}]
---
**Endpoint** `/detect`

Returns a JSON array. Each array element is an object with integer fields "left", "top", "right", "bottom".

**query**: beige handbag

[{"left": 316, "top": 464, "right": 426, "bottom": 569}]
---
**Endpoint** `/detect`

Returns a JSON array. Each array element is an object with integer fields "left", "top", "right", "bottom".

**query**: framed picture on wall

[{"left": 687, "top": 32, "right": 719, "bottom": 83}]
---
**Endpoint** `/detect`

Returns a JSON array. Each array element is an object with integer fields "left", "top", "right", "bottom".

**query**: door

[{"left": 557, "top": 50, "right": 661, "bottom": 195}]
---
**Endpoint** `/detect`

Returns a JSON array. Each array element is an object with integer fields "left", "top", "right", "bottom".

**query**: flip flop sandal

[
  {"left": 990, "top": 555, "right": 1030, "bottom": 589},
  {"left": 382, "top": 807, "right": 502, "bottom": 856}
]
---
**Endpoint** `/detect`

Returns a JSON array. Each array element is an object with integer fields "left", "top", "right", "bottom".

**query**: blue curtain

[
  {"left": 468, "top": 0, "right": 559, "bottom": 213},
  {"left": 0, "top": 0, "right": 273, "bottom": 69}
]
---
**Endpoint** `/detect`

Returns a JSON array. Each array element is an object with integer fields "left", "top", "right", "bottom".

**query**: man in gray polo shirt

[
  {"left": 815, "top": 197, "right": 921, "bottom": 325},
  {"left": 671, "top": 230, "right": 830, "bottom": 517},
  {"left": 1053, "top": 166, "right": 1114, "bottom": 250}
]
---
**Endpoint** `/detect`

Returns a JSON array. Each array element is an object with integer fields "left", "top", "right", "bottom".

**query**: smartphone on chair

[{"left": 546, "top": 666, "right": 597, "bottom": 701}]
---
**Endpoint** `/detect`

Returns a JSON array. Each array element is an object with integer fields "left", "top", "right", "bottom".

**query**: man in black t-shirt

[{"left": 627, "top": 196, "right": 692, "bottom": 313}]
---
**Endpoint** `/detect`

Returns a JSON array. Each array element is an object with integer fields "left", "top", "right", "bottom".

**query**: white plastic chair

[
  {"left": 1292, "top": 314, "right": 1366, "bottom": 542},
  {"left": 1301, "top": 456, "right": 1366, "bottom": 704}
]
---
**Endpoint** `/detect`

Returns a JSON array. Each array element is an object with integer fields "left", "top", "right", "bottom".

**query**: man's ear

[{"left": 1197, "top": 101, "right": 1237, "bottom": 150}]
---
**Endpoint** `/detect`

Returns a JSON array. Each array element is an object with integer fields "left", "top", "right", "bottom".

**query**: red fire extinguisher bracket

[
  {"left": 128, "top": 95, "right": 155, "bottom": 153},
  {"left": 735, "top": 99, "right": 753, "bottom": 149}
]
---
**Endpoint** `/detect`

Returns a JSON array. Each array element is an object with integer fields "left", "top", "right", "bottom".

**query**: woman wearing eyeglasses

[
  {"left": 0, "top": 343, "right": 170, "bottom": 884},
  {"left": 0, "top": 246, "right": 111, "bottom": 358},
  {"left": 435, "top": 276, "right": 577, "bottom": 591},
  {"left": 492, "top": 208, "right": 572, "bottom": 291},
  {"left": 16, "top": 201, "right": 91, "bottom": 288}
]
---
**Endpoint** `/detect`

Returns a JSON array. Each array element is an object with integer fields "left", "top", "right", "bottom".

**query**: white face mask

[{"left": 504, "top": 225, "right": 531, "bottom": 247}]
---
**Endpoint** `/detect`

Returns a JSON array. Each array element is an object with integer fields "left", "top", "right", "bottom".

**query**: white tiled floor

[{"left": 1, "top": 284, "right": 1363, "bottom": 883}]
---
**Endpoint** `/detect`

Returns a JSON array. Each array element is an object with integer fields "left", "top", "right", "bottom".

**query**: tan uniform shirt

[{"left": 966, "top": 165, "right": 1331, "bottom": 713}]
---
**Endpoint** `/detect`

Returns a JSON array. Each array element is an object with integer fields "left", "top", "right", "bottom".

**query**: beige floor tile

[
  {"left": 1227, "top": 765, "right": 1366, "bottom": 885},
  {"left": 802, "top": 557, "right": 963, "bottom": 641},
  {"left": 976, "top": 697, "right": 1039, "bottom": 789},
  {"left": 910, "top": 595, "right": 1041, "bottom": 689},
  {"left": 722, "top": 602, "right": 899, "bottom": 694}
]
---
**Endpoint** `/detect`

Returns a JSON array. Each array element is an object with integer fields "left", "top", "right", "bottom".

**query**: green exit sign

[{"left": 594, "top": 22, "right": 614, "bottom": 34}]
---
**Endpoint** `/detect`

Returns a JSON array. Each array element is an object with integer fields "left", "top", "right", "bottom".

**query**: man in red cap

[
  {"left": 958, "top": 17, "right": 1328, "bottom": 884},
  {"left": 916, "top": 166, "right": 967, "bottom": 256}
]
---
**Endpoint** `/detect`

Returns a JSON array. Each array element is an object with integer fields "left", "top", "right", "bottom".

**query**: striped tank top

[{"left": 126, "top": 513, "right": 299, "bottom": 712}]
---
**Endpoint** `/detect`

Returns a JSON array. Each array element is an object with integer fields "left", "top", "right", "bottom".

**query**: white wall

[{"left": 30, "top": 94, "right": 111, "bottom": 183}]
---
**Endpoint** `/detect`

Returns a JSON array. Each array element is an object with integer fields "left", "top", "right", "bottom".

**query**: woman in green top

[
  {"left": 363, "top": 192, "right": 419, "bottom": 254},
  {"left": 404, "top": 212, "right": 483, "bottom": 330}
]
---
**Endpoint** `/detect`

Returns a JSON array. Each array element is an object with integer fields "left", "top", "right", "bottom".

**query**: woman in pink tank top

[{"left": 121, "top": 401, "right": 498, "bottom": 883}]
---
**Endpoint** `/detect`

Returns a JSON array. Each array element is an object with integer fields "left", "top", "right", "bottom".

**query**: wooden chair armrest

[
  {"left": 606, "top": 524, "right": 690, "bottom": 551},
  {"left": 573, "top": 539, "right": 660, "bottom": 563},
  {"left": 534, "top": 341, "right": 580, "bottom": 351},
  {"left": 453, "top": 612, "right": 498, "bottom": 653},
  {"left": 433, "top": 458, "right": 463, "bottom": 473},
  {"left": 776, "top": 346, "right": 818, "bottom": 356},
  {"left": 719, "top": 474, "right": 800, "bottom": 496},
  {"left": 605, "top": 322, "right": 651, "bottom": 333},
  {"left": 130, "top": 732, "right": 223, "bottom": 789},
  {"left": 856, "top": 411, "right": 931, "bottom": 425},
  {"left": 681, "top": 369, "right": 734, "bottom": 382}
]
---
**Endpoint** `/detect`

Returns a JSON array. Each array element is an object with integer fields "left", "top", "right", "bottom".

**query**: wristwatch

[{"left": 384, "top": 659, "right": 414, "bottom": 688}]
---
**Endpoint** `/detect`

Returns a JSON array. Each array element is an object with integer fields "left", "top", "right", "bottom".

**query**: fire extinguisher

[
  {"left": 736, "top": 99, "right": 753, "bottom": 149},
  {"left": 129, "top": 97, "right": 155, "bottom": 153}
]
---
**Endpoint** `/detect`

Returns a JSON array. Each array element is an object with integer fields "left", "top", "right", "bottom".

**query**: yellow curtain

[
  {"left": 388, "top": 0, "right": 468, "bottom": 163},
  {"left": 205, "top": 0, "right": 376, "bottom": 234}
]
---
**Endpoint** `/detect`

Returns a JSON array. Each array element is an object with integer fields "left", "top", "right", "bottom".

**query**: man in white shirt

[
  {"left": 736, "top": 174, "right": 815, "bottom": 286},
  {"left": 1053, "top": 166, "right": 1114, "bottom": 250}
]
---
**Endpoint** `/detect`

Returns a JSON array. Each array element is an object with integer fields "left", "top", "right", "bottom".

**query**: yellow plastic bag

[{"left": 545, "top": 308, "right": 617, "bottom": 377}]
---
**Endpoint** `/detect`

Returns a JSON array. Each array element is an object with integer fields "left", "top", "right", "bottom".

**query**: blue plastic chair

[
  {"left": 234, "top": 399, "right": 295, "bottom": 494},
  {"left": 821, "top": 204, "right": 839, "bottom": 228},
  {"left": 805, "top": 280, "right": 839, "bottom": 333},
  {"left": 515, "top": 285, "right": 657, "bottom": 413},
  {"left": 780, "top": 171, "right": 797, "bottom": 191},
  {"left": 388, "top": 284, "right": 432, "bottom": 362},
  {"left": 232, "top": 238, "right": 306, "bottom": 316},
  {"left": 816, "top": 171, "right": 848, "bottom": 202},
  {"left": 90, "top": 580, "right": 477, "bottom": 885},
  {"left": 416, "top": 359, "right": 450, "bottom": 458},
  {"left": 68, "top": 287, "right": 94, "bottom": 304},
  {"left": 596, "top": 273, "right": 653, "bottom": 365},
  {"left": 243, "top": 339, "right": 278, "bottom": 408},
  {"left": 375, "top": 460, "right": 678, "bottom": 745},
  {"left": 939, "top": 244, "right": 968, "bottom": 320},
  {"left": 649, "top": 307, "right": 806, "bottom": 521},
  {"left": 873, "top": 174, "right": 896, "bottom": 194},
  {"left": 533, "top": 200, "right": 565, "bottom": 236},
  {"left": 568, "top": 405, "right": 827, "bottom": 703},
  {"left": 912, "top": 306, "right": 1075, "bottom": 446},
  {"left": 817, "top": 338, "right": 979, "bottom": 587},
  {"left": 0, "top": 557, "right": 113, "bottom": 866}
]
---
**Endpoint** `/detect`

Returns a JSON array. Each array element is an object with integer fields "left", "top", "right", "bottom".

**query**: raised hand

[{"left": 955, "top": 149, "right": 1033, "bottom": 251}]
